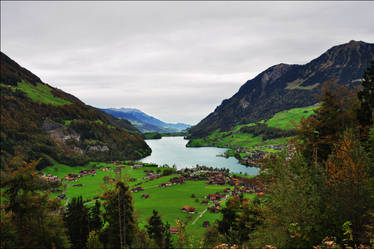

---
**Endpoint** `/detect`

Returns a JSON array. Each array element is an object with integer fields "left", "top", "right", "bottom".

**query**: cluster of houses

[
  {"left": 41, "top": 174, "right": 60, "bottom": 183},
  {"left": 159, "top": 176, "right": 185, "bottom": 188},
  {"left": 143, "top": 170, "right": 160, "bottom": 180},
  {"left": 64, "top": 169, "right": 96, "bottom": 181},
  {"left": 181, "top": 206, "right": 196, "bottom": 214},
  {"left": 241, "top": 150, "right": 268, "bottom": 166}
]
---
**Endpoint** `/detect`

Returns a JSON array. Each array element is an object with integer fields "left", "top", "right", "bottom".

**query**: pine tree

[
  {"left": 89, "top": 200, "right": 103, "bottom": 232},
  {"left": 164, "top": 222, "right": 173, "bottom": 249},
  {"left": 146, "top": 210, "right": 165, "bottom": 248},
  {"left": 102, "top": 181, "right": 136, "bottom": 249},
  {"left": 64, "top": 196, "right": 90, "bottom": 249},
  {"left": 0, "top": 160, "right": 70, "bottom": 249},
  {"left": 357, "top": 61, "right": 374, "bottom": 148}
]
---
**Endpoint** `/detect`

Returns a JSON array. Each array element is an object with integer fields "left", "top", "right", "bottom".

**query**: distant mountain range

[
  {"left": 189, "top": 40, "right": 374, "bottom": 138},
  {"left": 101, "top": 108, "right": 191, "bottom": 133}
]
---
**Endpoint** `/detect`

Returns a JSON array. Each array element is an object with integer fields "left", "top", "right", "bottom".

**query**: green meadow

[
  {"left": 12, "top": 80, "right": 72, "bottom": 106},
  {"left": 187, "top": 105, "right": 318, "bottom": 152},
  {"left": 42, "top": 162, "right": 255, "bottom": 243},
  {"left": 265, "top": 104, "right": 318, "bottom": 130}
]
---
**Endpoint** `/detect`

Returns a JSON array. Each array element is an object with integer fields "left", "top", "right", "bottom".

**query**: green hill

[
  {"left": 0, "top": 51, "right": 151, "bottom": 169},
  {"left": 187, "top": 105, "right": 317, "bottom": 155}
]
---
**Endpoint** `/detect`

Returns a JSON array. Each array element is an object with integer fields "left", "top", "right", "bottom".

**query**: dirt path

[
  {"left": 191, "top": 194, "right": 229, "bottom": 225},
  {"left": 192, "top": 208, "right": 208, "bottom": 225}
]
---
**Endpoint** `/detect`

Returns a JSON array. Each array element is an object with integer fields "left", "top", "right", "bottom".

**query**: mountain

[
  {"left": 189, "top": 40, "right": 374, "bottom": 138},
  {"left": 0, "top": 51, "right": 151, "bottom": 169},
  {"left": 101, "top": 108, "right": 191, "bottom": 133}
]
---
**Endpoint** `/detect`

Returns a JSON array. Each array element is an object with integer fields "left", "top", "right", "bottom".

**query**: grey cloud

[{"left": 1, "top": 1, "right": 373, "bottom": 124}]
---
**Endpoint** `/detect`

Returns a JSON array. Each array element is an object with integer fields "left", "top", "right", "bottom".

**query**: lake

[{"left": 140, "top": 136, "right": 259, "bottom": 175}]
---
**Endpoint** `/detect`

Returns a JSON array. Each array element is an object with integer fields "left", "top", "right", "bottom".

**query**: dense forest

[{"left": 1, "top": 61, "right": 372, "bottom": 248}]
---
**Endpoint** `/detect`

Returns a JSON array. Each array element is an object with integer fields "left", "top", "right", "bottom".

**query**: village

[{"left": 40, "top": 160, "right": 266, "bottom": 234}]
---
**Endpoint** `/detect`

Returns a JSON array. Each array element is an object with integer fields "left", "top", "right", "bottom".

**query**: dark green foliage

[
  {"left": 143, "top": 132, "right": 162, "bottom": 139},
  {"left": 297, "top": 83, "right": 359, "bottom": 163},
  {"left": 64, "top": 196, "right": 90, "bottom": 249},
  {"left": 163, "top": 222, "right": 172, "bottom": 249},
  {"left": 101, "top": 181, "right": 137, "bottom": 249},
  {"left": 146, "top": 210, "right": 166, "bottom": 248},
  {"left": 239, "top": 123, "right": 296, "bottom": 140},
  {"left": 357, "top": 60, "right": 374, "bottom": 145},
  {"left": 162, "top": 168, "right": 175, "bottom": 176},
  {"left": 89, "top": 200, "right": 103, "bottom": 232},
  {"left": 0, "top": 160, "right": 70, "bottom": 249}
]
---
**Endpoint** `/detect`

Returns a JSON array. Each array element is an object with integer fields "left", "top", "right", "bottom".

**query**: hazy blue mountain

[{"left": 101, "top": 108, "right": 191, "bottom": 133}]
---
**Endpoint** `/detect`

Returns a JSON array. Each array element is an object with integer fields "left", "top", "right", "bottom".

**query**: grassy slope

[
  {"left": 42, "top": 162, "right": 255, "bottom": 243},
  {"left": 265, "top": 104, "right": 317, "bottom": 130},
  {"left": 13, "top": 80, "right": 71, "bottom": 106},
  {"left": 188, "top": 105, "right": 317, "bottom": 151}
]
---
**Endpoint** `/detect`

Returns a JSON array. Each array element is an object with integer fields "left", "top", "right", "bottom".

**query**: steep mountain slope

[
  {"left": 189, "top": 40, "right": 374, "bottom": 138},
  {"left": 0, "top": 52, "right": 151, "bottom": 169},
  {"left": 102, "top": 108, "right": 191, "bottom": 133}
]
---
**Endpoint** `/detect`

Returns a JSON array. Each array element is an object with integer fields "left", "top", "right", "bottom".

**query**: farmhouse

[
  {"left": 170, "top": 176, "right": 185, "bottom": 184},
  {"left": 41, "top": 174, "right": 60, "bottom": 182},
  {"left": 181, "top": 206, "right": 196, "bottom": 213},
  {"left": 132, "top": 164, "right": 143, "bottom": 169},
  {"left": 170, "top": 227, "right": 178, "bottom": 234},
  {"left": 131, "top": 186, "right": 144, "bottom": 193}
]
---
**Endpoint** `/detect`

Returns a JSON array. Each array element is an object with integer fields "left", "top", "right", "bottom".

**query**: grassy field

[
  {"left": 265, "top": 104, "right": 318, "bottom": 130},
  {"left": 42, "top": 162, "right": 254, "bottom": 243},
  {"left": 187, "top": 129, "right": 290, "bottom": 150},
  {"left": 11, "top": 80, "right": 71, "bottom": 106},
  {"left": 187, "top": 105, "right": 318, "bottom": 153}
]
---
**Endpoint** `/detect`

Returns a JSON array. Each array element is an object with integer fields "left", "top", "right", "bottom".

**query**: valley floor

[{"left": 41, "top": 161, "right": 257, "bottom": 244}]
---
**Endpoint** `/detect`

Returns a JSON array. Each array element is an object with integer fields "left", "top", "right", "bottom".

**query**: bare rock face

[{"left": 87, "top": 145, "right": 109, "bottom": 152}]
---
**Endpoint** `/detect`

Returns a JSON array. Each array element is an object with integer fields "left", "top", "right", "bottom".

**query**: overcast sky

[{"left": 1, "top": 1, "right": 373, "bottom": 124}]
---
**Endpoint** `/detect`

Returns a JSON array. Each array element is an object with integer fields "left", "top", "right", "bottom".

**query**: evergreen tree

[
  {"left": 163, "top": 222, "right": 173, "bottom": 249},
  {"left": 0, "top": 160, "right": 70, "bottom": 249},
  {"left": 145, "top": 210, "right": 165, "bottom": 248},
  {"left": 89, "top": 200, "right": 103, "bottom": 232},
  {"left": 102, "top": 181, "right": 136, "bottom": 249},
  {"left": 64, "top": 196, "right": 90, "bottom": 249},
  {"left": 297, "top": 82, "right": 359, "bottom": 164},
  {"left": 357, "top": 61, "right": 374, "bottom": 154},
  {"left": 357, "top": 61, "right": 374, "bottom": 130}
]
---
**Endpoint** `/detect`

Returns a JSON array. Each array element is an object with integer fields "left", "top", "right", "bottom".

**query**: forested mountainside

[
  {"left": 102, "top": 108, "right": 191, "bottom": 133},
  {"left": 0, "top": 52, "right": 151, "bottom": 169},
  {"left": 189, "top": 40, "right": 374, "bottom": 138}
]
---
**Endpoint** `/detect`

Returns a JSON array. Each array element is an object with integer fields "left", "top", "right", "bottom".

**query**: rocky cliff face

[{"left": 189, "top": 41, "right": 374, "bottom": 138}]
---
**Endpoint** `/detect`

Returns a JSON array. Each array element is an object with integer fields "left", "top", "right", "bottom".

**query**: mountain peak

[{"left": 189, "top": 40, "right": 374, "bottom": 137}]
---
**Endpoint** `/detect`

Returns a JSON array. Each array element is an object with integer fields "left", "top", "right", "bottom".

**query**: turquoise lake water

[{"left": 140, "top": 136, "right": 259, "bottom": 175}]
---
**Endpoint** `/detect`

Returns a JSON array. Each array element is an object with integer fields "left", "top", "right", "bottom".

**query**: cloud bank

[{"left": 1, "top": 1, "right": 373, "bottom": 124}]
